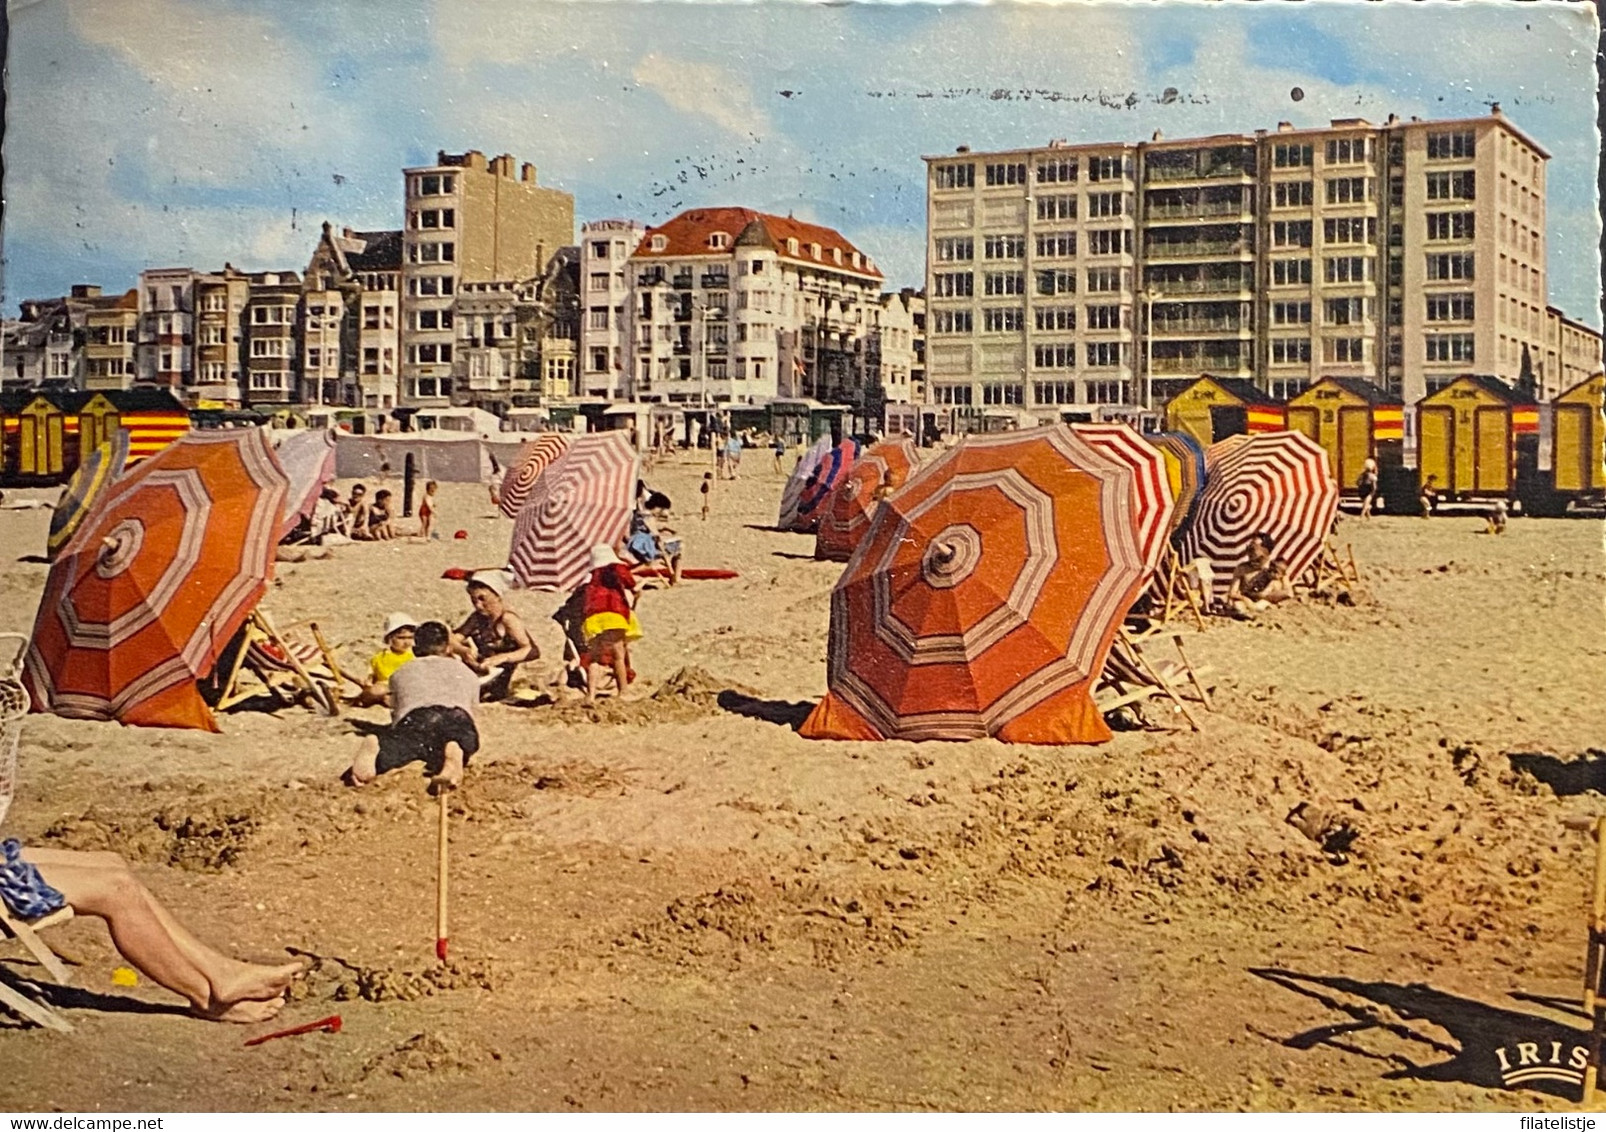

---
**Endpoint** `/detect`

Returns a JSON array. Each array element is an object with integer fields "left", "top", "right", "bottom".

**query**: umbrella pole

[{"left": 436, "top": 787, "right": 450, "bottom": 964}]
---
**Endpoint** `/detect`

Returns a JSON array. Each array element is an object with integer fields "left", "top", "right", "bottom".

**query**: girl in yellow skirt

[{"left": 580, "top": 545, "right": 642, "bottom": 701}]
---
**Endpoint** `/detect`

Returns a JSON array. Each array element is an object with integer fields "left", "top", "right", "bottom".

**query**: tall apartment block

[
  {"left": 191, "top": 267, "right": 249, "bottom": 403},
  {"left": 580, "top": 219, "right": 647, "bottom": 400},
  {"left": 400, "top": 150, "right": 575, "bottom": 407},
  {"left": 924, "top": 107, "right": 1591, "bottom": 424},
  {"left": 136, "top": 268, "right": 198, "bottom": 390},
  {"left": 304, "top": 223, "right": 403, "bottom": 409}
]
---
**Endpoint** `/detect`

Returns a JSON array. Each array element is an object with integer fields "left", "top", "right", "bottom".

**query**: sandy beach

[{"left": 2, "top": 456, "right": 1605, "bottom": 1111}]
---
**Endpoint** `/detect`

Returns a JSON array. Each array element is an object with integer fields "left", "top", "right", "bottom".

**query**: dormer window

[
  {"left": 650, "top": 234, "right": 668, "bottom": 252},
  {"left": 810, "top": 243, "right": 822, "bottom": 260},
  {"left": 709, "top": 232, "right": 730, "bottom": 250},
  {"left": 832, "top": 248, "right": 843, "bottom": 265},
  {"left": 851, "top": 251, "right": 861, "bottom": 269},
  {"left": 786, "top": 237, "right": 799, "bottom": 255}
]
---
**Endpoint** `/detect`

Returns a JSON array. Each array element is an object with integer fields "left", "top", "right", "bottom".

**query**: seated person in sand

[
  {"left": 1419, "top": 475, "right": 1440, "bottom": 519},
  {"left": 1226, "top": 532, "right": 1293, "bottom": 614},
  {"left": 358, "top": 489, "right": 397, "bottom": 541},
  {"left": 344, "top": 484, "right": 371, "bottom": 537},
  {"left": 1, "top": 840, "right": 301, "bottom": 1023},
  {"left": 622, "top": 508, "right": 683, "bottom": 585},
  {"left": 580, "top": 545, "right": 643, "bottom": 702},
  {"left": 450, "top": 571, "right": 537, "bottom": 700},
  {"left": 1486, "top": 498, "right": 1509, "bottom": 535},
  {"left": 347, "top": 620, "right": 482, "bottom": 792},
  {"left": 353, "top": 612, "right": 416, "bottom": 708},
  {"left": 311, "top": 487, "right": 347, "bottom": 541}
]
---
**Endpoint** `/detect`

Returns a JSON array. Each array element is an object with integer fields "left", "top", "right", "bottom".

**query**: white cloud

[{"left": 632, "top": 53, "right": 771, "bottom": 140}]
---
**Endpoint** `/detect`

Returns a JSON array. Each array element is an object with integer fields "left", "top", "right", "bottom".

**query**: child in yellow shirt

[{"left": 354, "top": 613, "right": 417, "bottom": 707}]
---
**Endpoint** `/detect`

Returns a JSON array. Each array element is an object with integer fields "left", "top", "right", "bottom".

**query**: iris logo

[{"left": 1494, "top": 1039, "right": 1589, "bottom": 1089}]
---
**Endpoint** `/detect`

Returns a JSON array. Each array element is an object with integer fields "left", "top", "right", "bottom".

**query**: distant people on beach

[
  {"left": 1486, "top": 498, "right": 1509, "bottom": 535},
  {"left": 1419, "top": 474, "right": 1440, "bottom": 519},
  {"left": 1357, "top": 458, "right": 1379, "bottom": 519},
  {"left": 360, "top": 489, "right": 397, "bottom": 540},
  {"left": 701, "top": 472, "right": 713, "bottom": 520},
  {"left": 345, "top": 484, "right": 371, "bottom": 536},
  {"left": 1226, "top": 532, "right": 1292, "bottom": 617},
  {"left": 417, "top": 480, "right": 438, "bottom": 540}
]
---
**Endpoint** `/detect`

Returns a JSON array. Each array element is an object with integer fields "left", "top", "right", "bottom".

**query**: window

[
  {"left": 419, "top": 208, "right": 455, "bottom": 229},
  {"left": 1087, "top": 379, "right": 1125, "bottom": 404},
  {"left": 1088, "top": 155, "right": 1127, "bottom": 182},
  {"left": 1325, "top": 137, "right": 1368, "bottom": 165},
  {"left": 1426, "top": 171, "right": 1476, "bottom": 200},
  {"left": 932, "top": 310, "right": 973, "bottom": 333},
  {"left": 1037, "top": 195, "right": 1076, "bottom": 221},
  {"left": 1426, "top": 212, "right": 1476, "bottom": 240},
  {"left": 985, "top": 162, "right": 1026, "bottom": 186},
  {"left": 1425, "top": 252, "right": 1475, "bottom": 281},
  {"left": 1084, "top": 304, "right": 1123, "bottom": 330},
  {"left": 1426, "top": 293, "right": 1476, "bottom": 322},
  {"left": 1035, "top": 232, "right": 1077, "bottom": 258},
  {"left": 1033, "top": 344, "right": 1077, "bottom": 369},
  {"left": 934, "top": 162, "right": 975, "bottom": 189},
  {"left": 1087, "top": 229, "right": 1131, "bottom": 256},
  {"left": 1036, "top": 158, "right": 1078, "bottom": 183},
  {"left": 1325, "top": 177, "right": 1369, "bottom": 204},
  {"left": 415, "top": 309, "right": 452, "bottom": 331},
  {"left": 1271, "top": 337, "right": 1312, "bottom": 364},
  {"left": 1273, "top": 181, "right": 1313, "bottom": 208},
  {"left": 932, "top": 384, "right": 973, "bottom": 405},
  {"left": 1323, "top": 338, "right": 1366, "bottom": 364},
  {"left": 982, "top": 383, "right": 1023, "bottom": 405},
  {"left": 1035, "top": 306, "right": 1076, "bottom": 331},
  {"left": 1034, "top": 381, "right": 1077, "bottom": 404},
  {"left": 414, "top": 343, "right": 453, "bottom": 365},
  {"left": 306, "top": 347, "right": 322, "bottom": 369},
  {"left": 1272, "top": 220, "right": 1313, "bottom": 248},
  {"left": 1271, "top": 258, "right": 1312, "bottom": 285},
  {"left": 1038, "top": 270, "right": 1077, "bottom": 296},
  {"left": 588, "top": 308, "right": 609, "bottom": 330},
  {"left": 1427, "top": 130, "right": 1476, "bottom": 160},
  {"left": 591, "top": 241, "right": 610, "bottom": 259},
  {"left": 1389, "top": 175, "right": 1404, "bottom": 208},
  {"left": 1085, "top": 341, "right": 1125, "bottom": 368},
  {"left": 589, "top": 273, "right": 610, "bottom": 292},
  {"left": 984, "top": 234, "right": 1026, "bottom": 259},
  {"left": 249, "top": 338, "right": 283, "bottom": 358},
  {"left": 1273, "top": 143, "right": 1313, "bottom": 168},
  {"left": 983, "top": 307, "right": 1024, "bottom": 332},
  {"left": 1426, "top": 333, "right": 1475, "bottom": 362},
  {"left": 935, "top": 237, "right": 974, "bottom": 262},
  {"left": 1085, "top": 267, "right": 1125, "bottom": 293},
  {"left": 985, "top": 272, "right": 1024, "bottom": 296},
  {"left": 201, "top": 325, "right": 226, "bottom": 345},
  {"left": 708, "top": 232, "right": 729, "bottom": 249},
  {"left": 417, "top": 173, "right": 454, "bottom": 196},
  {"left": 1271, "top": 301, "right": 1311, "bottom": 325},
  {"left": 1324, "top": 297, "right": 1369, "bottom": 325},
  {"left": 1087, "top": 192, "right": 1126, "bottom": 218},
  {"left": 750, "top": 259, "right": 765, "bottom": 274},
  {"left": 933, "top": 272, "right": 974, "bottom": 298},
  {"left": 1324, "top": 256, "right": 1370, "bottom": 284},
  {"left": 363, "top": 348, "right": 379, "bottom": 375},
  {"left": 1323, "top": 216, "right": 1376, "bottom": 244}
]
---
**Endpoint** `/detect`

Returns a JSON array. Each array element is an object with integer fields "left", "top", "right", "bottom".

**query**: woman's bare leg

[{"left": 27, "top": 848, "right": 299, "bottom": 1021}]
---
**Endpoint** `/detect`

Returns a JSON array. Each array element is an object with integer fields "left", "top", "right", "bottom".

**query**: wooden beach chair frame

[
  {"left": 1095, "top": 630, "right": 1213, "bottom": 731},
  {"left": 0, "top": 904, "right": 75, "bottom": 1032},
  {"left": 211, "top": 611, "right": 345, "bottom": 717},
  {"left": 1150, "top": 546, "right": 1209, "bottom": 632}
]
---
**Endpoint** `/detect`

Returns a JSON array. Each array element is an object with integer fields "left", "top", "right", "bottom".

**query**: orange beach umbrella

[
  {"left": 814, "top": 436, "right": 919, "bottom": 562},
  {"left": 23, "top": 430, "right": 289, "bottom": 731},
  {"left": 801, "top": 424, "right": 1148, "bottom": 745}
]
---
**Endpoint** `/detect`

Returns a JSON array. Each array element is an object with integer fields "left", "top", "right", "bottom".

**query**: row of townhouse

[{"left": 922, "top": 106, "right": 1601, "bottom": 423}]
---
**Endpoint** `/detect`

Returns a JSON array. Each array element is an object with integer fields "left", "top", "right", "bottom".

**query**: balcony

[
  {"left": 637, "top": 270, "right": 665, "bottom": 287},
  {"left": 671, "top": 273, "right": 694, "bottom": 290},
  {"left": 672, "top": 343, "right": 691, "bottom": 356},
  {"left": 701, "top": 274, "right": 730, "bottom": 288},
  {"left": 1144, "top": 240, "right": 1254, "bottom": 261},
  {"left": 1151, "top": 355, "right": 1247, "bottom": 375},
  {"left": 1144, "top": 160, "right": 1255, "bottom": 186},
  {"left": 1146, "top": 200, "right": 1251, "bottom": 223},
  {"left": 1151, "top": 316, "right": 1246, "bottom": 335}
]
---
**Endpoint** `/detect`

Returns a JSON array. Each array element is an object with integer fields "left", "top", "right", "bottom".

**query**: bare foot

[
  {"left": 200, "top": 993, "right": 287, "bottom": 1024},
  {"left": 212, "top": 959, "right": 306, "bottom": 1005},
  {"left": 346, "top": 736, "right": 379, "bottom": 786},
  {"left": 430, "top": 743, "right": 465, "bottom": 793}
]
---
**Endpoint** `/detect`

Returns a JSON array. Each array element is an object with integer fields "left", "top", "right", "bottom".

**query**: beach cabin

[
  {"left": 1161, "top": 376, "right": 1286, "bottom": 447},
  {"left": 1, "top": 387, "right": 189, "bottom": 485},
  {"left": 1547, "top": 372, "right": 1606, "bottom": 501},
  {"left": 1415, "top": 375, "right": 1538, "bottom": 500},
  {"left": 1286, "top": 378, "right": 1406, "bottom": 491}
]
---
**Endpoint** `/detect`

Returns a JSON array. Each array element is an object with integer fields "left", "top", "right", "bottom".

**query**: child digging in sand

[
  {"left": 1, "top": 841, "right": 303, "bottom": 1022},
  {"left": 580, "top": 545, "right": 642, "bottom": 702},
  {"left": 347, "top": 621, "right": 481, "bottom": 792},
  {"left": 352, "top": 612, "right": 416, "bottom": 707}
]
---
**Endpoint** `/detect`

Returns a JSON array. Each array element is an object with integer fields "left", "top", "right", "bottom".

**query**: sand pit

[{"left": 1, "top": 463, "right": 1605, "bottom": 1111}]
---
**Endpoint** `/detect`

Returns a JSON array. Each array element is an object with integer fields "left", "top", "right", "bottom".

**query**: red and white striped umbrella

[
  {"left": 507, "top": 433, "right": 638, "bottom": 592},
  {"left": 1179, "top": 431, "right": 1339, "bottom": 598},
  {"left": 499, "top": 433, "right": 571, "bottom": 519},
  {"left": 778, "top": 435, "right": 832, "bottom": 530},
  {"left": 1068, "top": 423, "right": 1174, "bottom": 576}
]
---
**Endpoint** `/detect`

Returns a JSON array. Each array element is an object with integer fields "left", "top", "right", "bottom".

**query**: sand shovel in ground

[{"left": 435, "top": 783, "right": 453, "bottom": 963}]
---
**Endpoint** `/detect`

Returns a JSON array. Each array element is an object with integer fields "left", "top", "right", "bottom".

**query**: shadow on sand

[
  {"left": 1251, "top": 968, "right": 1587, "bottom": 1100},
  {"left": 717, "top": 690, "right": 814, "bottom": 731},
  {"left": 1506, "top": 750, "right": 1606, "bottom": 797}
]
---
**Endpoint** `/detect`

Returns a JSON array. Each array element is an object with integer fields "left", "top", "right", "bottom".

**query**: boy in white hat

[{"left": 352, "top": 612, "right": 417, "bottom": 707}]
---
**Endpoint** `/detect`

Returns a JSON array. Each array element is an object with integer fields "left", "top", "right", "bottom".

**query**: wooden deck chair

[
  {"left": 211, "top": 611, "right": 342, "bottom": 716},
  {"left": 1147, "top": 547, "right": 1209, "bottom": 632},
  {"left": 1295, "top": 539, "right": 1356, "bottom": 600},
  {"left": 1095, "top": 630, "right": 1210, "bottom": 731}
]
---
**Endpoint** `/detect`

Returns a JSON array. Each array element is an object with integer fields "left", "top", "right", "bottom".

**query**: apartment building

[
  {"left": 626, "top": 207, "right": 885, "bottom": 407},
  {"left": 868, "top": 289, "right": 925, "bottom": 409},
  {"left": 136, "top": 268, "right": 197, "bottom": 389},
  {"left": 191, "top": 267, "right": 249, "bottom": 404},
  {"left": 241, "top": 271, "right": 301, "bottom": 405},
  {"left": 303, "top": 224, "right": 403, "bottom": 408},
  {"left": 926, "top": 107, "right": 1585, "bottom": 422},
  {"left": 400, "top": 150, "right": 575, "bottom": 407},
  {"left": 1543, "top": 306, "right": 1605, "bottom": 397},
  {"left": 82, "top": 289, "right": 139, "bottom": 391},
  {"left": 2, "top": 285, "right": 136, "bottom": 391},
  {"left": 924, "top": 141, "right": 1141, "bottom": 423},
  {"left": 579, "top": 219, "right": 646, "bottom": 400}
]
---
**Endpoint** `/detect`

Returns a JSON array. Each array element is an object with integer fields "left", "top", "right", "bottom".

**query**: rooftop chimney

[
  {"left": 521, "top": 162, "right": 536, "bottom": 183},
  {"left": 1276, "top": 121, "right": 1294, "bottom": 132},
  {"left": 69, "top": 284, "right": 102, "bottom": 299},
  {"left": 1151, "top": 129, "right": 1163, "bottom": 141},
  {"left": 956, "top": 145, "right": 970, "bottom": 154},
  {"left": 1490, "top": 101, "right": 1503, "bottom": 116}
]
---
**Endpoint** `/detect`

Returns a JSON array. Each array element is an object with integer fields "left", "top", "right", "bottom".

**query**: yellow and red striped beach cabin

[
  {"left": 1160, "top": 376, "right": 1287, "bottom": 448},
  {"left": 1415, "top": 374, "right": 1537, "bottom": 500},
  {"left": 1286, "top": 377, "right": 1405, "bottom": 492},
  {"left": 0, "top": 388, "right": 189, "bottom": 485},
  {"left": 1548, "top": 372, "right": 1606, "bottom": 498}
]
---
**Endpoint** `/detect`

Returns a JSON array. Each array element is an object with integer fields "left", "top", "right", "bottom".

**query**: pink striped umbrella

[
  {"left": 1068, "top": 423, "right": 1174, "bottom": 576},
  {"left": 499, "top": 433, "right": 571, "bottom": 519},
  {"left": 507, "top": 432, "right": 638, "bottom": 592},
  {"left": 1179, "top": 431, "right": 1339, "bottom": 598},
  {"left": 272, "top": 428, "right": 337, "bottom": 540}
]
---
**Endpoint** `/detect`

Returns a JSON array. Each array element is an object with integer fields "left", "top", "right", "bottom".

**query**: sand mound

[
  {"left": 43, "top": 799, "right": 263, "bottom": 871},
  {"left": 358, "top": 1032, "right": 491, "bottom": 1082},
  {"left": 519, "top": 665, "right": 763, "bottom": 727}
]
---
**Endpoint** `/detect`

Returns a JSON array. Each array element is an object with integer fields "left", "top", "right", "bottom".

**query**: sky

[{"left": 3, "top": 0, "right": 1600, "bottom": 325}]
